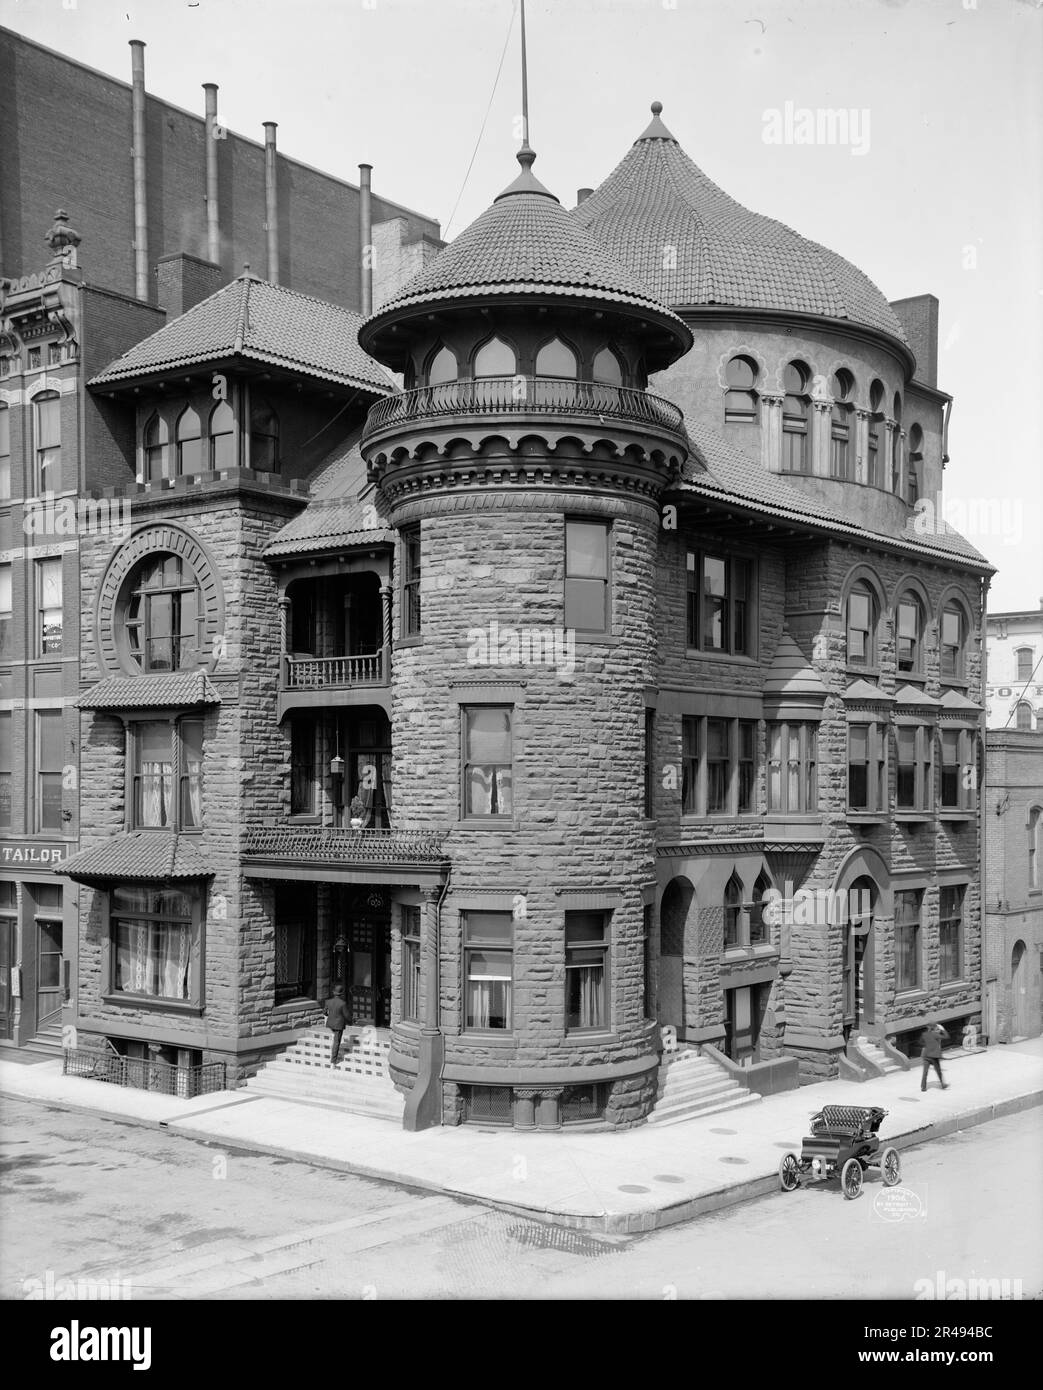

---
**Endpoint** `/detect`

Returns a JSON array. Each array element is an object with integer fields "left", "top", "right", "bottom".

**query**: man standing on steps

[
  {"left": 324, "top": 985, "right": 352, "bottom": 1068},
  {"left": 920, "top": 1022, "right": 949, "bottom": 1092}
]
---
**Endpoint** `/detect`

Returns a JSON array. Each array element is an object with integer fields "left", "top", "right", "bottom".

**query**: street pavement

[{"left": 1, "top": 1039, "right": 1040, "bottom": 1233}]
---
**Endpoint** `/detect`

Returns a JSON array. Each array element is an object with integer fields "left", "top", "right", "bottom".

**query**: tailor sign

[{"left": 0, "top": 840, "right": 67, "bottom": 865}]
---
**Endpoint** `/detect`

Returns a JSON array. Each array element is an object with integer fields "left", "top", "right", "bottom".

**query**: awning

[
  {"left": 74, "top": 671, "right": 221, "bottom": 710},
  {"left": 56, "top": 830, "right": 213, "bottom": 884}
]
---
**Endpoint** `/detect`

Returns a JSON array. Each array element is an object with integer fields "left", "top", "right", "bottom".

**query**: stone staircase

[
  {"left": 646, "top": 1047, "right": 762, "bottom": 1126},
  {"left": 850, "top": 1035, "right": 905, "bottom": 1076},
  {"left": 25, "top": 1023, "right": 64, "bottom": 1059},
  {"left": 243, "top": 1028, "right": 404, "bottom": 1122}
]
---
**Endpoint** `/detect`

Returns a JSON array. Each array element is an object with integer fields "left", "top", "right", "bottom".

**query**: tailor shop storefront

[{"left": 0, "top": 840, "right": 74, "bottom": 1046}]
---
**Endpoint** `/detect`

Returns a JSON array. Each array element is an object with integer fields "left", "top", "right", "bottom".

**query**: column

[
  {"left": 537, "top": 1087, "right": 564, "bottom": 1130},
  {"left": 854, "top": 409, "right": 870, "bottom": 485},
  {"left": 513, "top": 1088, "right": 539, "bottom": 1130},
  {"left": 760, "top": 393, "right": 784, "bottom": 473},
  {"left": 811, "top": 399, "right": 831, "bottom": 477},
  {"left": 421, "top": 886, "right": 440, "bottom": 1032},
  {"left": 380, "top": 581, "right": 393, "bottom": 681},
  {"left": 883, "top": 419, "right": 898, "bottom": 492}
]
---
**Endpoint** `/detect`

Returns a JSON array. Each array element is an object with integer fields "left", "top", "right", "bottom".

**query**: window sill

[
  {"left": 458, "top": 1032, "right": 517, "bottom": 1045},
  {"left": 271, "top": 998, "right": 320, "bottom": 1014},
  {"left": 102, "top": 994, "right": 204, "bottom": 1016},
  {"left": 938, "top": 810, "right": 975, "bottom": 823},
  {"left": 394, "top": 636, "right": 423, "bottom": 650},
  {"left": 287, "top": 814, "right": 322, "bottom": 826},
  {"left": 456, "top": 818, "right": 519, "bottom": 831},
  {"left": 845, "top": 665, "right": 881, "bottom": 680},
  {"left": 846, "top": 813, "right": 887, "bottom": 826},
  {"left": 894, "top": 988, "right": 927, "bottom": 1004},
  {"left": 573, "top": 632, "right": 620, "bottom": 647},
  {"left": 722, "top": 944, "right": 777, "bottom": 961},
  {"left": 684, "top": 649, "right": 757, "bottom": 665},
  {"left": 939, "top": 979, "right": 967, "bottom": 992},
  {"left": 563, "top": 1030, "right": 615, "bottom": 1044},
  {"left": 895, "top": 812, "right": 933, "bottom": 825}
]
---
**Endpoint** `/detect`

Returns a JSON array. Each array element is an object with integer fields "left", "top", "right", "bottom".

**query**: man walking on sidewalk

[
  {"left": 920, "top": 1022, "right": 949, "bottom": 1091},
  {"left": 324, "top": 986, "right": 351, "bottom": 1067}
]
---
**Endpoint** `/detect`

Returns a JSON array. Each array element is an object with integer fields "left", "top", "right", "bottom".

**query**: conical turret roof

[{"left": 574, "top": 103, "right": 909, "bottom": 347}]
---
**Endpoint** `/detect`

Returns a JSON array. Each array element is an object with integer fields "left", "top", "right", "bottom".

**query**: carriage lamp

[{"left": 330, "top": 754, "right": 345, "bottom": 777}]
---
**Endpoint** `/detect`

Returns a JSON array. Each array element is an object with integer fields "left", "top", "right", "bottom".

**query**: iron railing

[
  {"left": 284, "top": 649, "right": 388, "bottom": 689},
  {"left": 361, "top": 376, "right": 686, "bottom": 443},
  {"left": 242, "top": 825, "right": 449, "bottom": 867},
  {"left": 63, "top": 1048, "right": 226, "bottom": 1099}
]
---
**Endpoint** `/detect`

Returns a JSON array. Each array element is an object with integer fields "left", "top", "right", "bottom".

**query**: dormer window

[
  {"left": 473, "top": 336, "right": 515, "bottom": 378},
  {"left": 125, "top": 553, "right": 203, "bottom": 672},
  {"left": 896, "top": 595, "right": 922, "bottom": 674},
  {"left": 724, "top": 355, "right": 759, "bottom": 424},
  {"left": 144, "top": 413, "right": 170, "bottom": 483},
  {"left": 592, "top": 346, "right": 624, "bottom": 387},
  {"left": 175, "top": 406, "right": 203, "bottom": 477},
  {"left": 427, "top": 345, "right": 458, "bottom": 386},
  {"left": 830, "top": 370, "right": 854, "bottom": 479},
  {"left": 208, "top": 401, "right": 235, "bottom": 470},
  {"left": 535, "top": 337, "right": 577, "bottom": 379},
  {"left": 781, "top": 361, "right": 810, "bottom": 472},
  {"left": 250, "top": 399, "right": 279, "bottom": 472}
]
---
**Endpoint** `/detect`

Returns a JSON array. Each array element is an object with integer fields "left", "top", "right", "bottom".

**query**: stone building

[{"left": 55, "top": 103, "right": 993, "bottom": 1128}]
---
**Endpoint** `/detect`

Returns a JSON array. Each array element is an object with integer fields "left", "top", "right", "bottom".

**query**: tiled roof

[
  {"left": 74, "top": 671, "right": 221, "bottom": 710},
  {"left": 573, "top": 104, "right": 909, "bottom": 346},
  {"left": 263, "top": 434, "right": 393, "bottom": 559},
  {"left": 57, "top": 831, "right": 213, "bottom": 883},
  {"left": 362, "top": 152, "right": 691, "bottom": 352},
  {"left": 89, "top": 275, "right": 396, "bottom": 394},
  {"left": 676, "top": 419, "right": 993, "bottom": 572}
]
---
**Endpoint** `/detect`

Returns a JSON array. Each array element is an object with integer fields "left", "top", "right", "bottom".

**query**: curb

[{"left": 4, "top": 1084, "right": 1041, "bottom": 1235}]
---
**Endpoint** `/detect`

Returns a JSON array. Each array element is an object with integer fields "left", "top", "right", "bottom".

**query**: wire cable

[{"left": 444, "top": 1, "right": 519, "bottom": 238}]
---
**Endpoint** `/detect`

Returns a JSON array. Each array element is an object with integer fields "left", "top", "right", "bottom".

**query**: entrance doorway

[
  {"left": 1011, "top": 940, "right": 1029, "bottom": 1039},
  {"left": 0, "top": 907, "right": 14, "bottom": 1041},
  {"left": 723, "top": 981, "right": 770, "bottom": 1063},
  {"left": 36, "top": 917, "right": 63, "bottom": 1031},
  {"left": 842, "top": 876, "right": 876, "bottom": 1031},
  {"left": 334, "top": 888, "right": 391, "bottom": 1027},
  {"left": 658, "top": 879, "right": 692, "bottom": 1036}
]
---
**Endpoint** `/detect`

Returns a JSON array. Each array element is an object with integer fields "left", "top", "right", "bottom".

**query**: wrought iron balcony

[
  {"left": 283, "top": 648, "right": 389, "bottom": 690},
  {"left": 361, "top": 376, "right": 687, "bottom": 446},
  {"left": 242, "top": 825, "right": 449, "bottom": 874}
]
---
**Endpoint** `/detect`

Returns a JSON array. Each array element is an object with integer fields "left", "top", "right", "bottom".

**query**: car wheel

[
  {"left": 842, "top": 1157, "right": 864, "bottom": 1200},
  {"left": 779, "top": 1152, "right": 800, "bottom": 1191},
  {"left": 881, "top": 1146, "right": 901, "bottom": 1187}
]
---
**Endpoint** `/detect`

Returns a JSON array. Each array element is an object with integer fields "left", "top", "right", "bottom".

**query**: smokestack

[
  {"left": 264, "top": 122, "right": 279, "bottom": 284},
  {"left": 203, "top": 83, "right": 220, "bottom": 266},
  {"left": 576, "top": 187, "right": 593, "bottom": 205},
  {"left": 129, "top": 40, "right": 149, "bottom": 300},
  {"left": 359, "top": 163, "right": 373, "bottom": 316}
]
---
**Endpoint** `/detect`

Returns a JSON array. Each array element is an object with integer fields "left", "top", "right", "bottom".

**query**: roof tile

[{"left": 58, "top": 831, "right": 212, "bottom": 883}]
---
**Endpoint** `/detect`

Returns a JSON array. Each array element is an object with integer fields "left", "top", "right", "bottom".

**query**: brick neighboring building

[
  {"left": 0, "top": 28, "right": 439, "bottom": 1054},
  {"left": 50, "top": 103, "right": 994, "bottom": 1128}
]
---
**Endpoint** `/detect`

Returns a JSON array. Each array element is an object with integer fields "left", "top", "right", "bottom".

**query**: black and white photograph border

[{"left": 0, "top": 0, "right": 1040, "bottom": 1344}]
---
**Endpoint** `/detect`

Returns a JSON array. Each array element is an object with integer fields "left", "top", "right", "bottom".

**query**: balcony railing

[
  {"left": 361, "top": 376, "right": 686, "bottom": 444},
  {"left": 284, "top": 648, "right": 389, "bottom": 690},
  {"left": 243, "top": 825, "right": 449, "bottom": 869}
]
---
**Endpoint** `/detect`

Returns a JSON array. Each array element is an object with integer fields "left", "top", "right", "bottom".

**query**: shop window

[
  {"left": 535, "top": 337, "right": 578, "bottom": 379},
  {"left": 896, "top": 595, "right": 923, "bottom": 674},
  {"left": 250, "top": 399, "right": 279, "bottom": 472},
  {"left": 463, "top": 911, "right": 513, "bottom": 1032},
  {"left": 724, "top": 355, "right": 759, "bottom": 424},
  {"left": 565, "top": 519, "right": 610, "bottom": 633},
  {"left": 592, "top": 346, "right": 624, "bottom": 387},
  {"left": 110, "top": 886, "right": 198, "bottom": 1003},
  {"left": 845, "top": 582, "right": 877, "bottom": 667},
  {"left": 175, "top": 405, "right": 204, "bottom": 477},
  {"left": 0, "top": 404, "right": 10, "bottom": 499},
  {"left": 33, "top": 391, "right": 61, "bottom": 494},
  {"left": 130, "top": 718, "right": 203, "bottom": 830},
  {"left": 144, "top": 413, "right": 170, "bottom": 482},
  {"left": 895, "top": 724, "right": 934, "bottom": 815},
  {"left": 208, "top": 401, "right": 235, "bottom": 471},
  {"left": 401, "top": 527, "right": 421, "bottom": 637},
  {"left": 685, "top": 549, "right": 752, "bottom": 654},
  {"left": 473, "top": 336, "right": 515, "bottom": 378},
  {"left": 781, "top": 361, "right": 810, "bottom": 472},
  {"left": 124, "top": 553, "right": 201, "bottom": 672},
  {"left": 766, "top": 720, "right": 818, "bottom": 813},
  {"left": 939, "top": 885, "right": 964, "bottom": 983},
  {"left": 829, "top": 370, "right": 854, "bottom": 479},
  {"left": 402, "top": 906, "right": 422, "bottom": 1021},
  {"left": 847, "top": 719, "right": 886, "bottom": 814},
  {"left": 565, "top": 911, "right": 609, "bottom": 1032},
  {"left": 36, "top": 557, "right": 63, "bottom": 655},
  {"left": 894, "top": 889, "right": 922, "bottom": 992},
  {"left": 940, "top": 604, "right": 965, "bottom": 680},
  {"left": 462, "top": 706, "right": 513, "bottom": 818}
]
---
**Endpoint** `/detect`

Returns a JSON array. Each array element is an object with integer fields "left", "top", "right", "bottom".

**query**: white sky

[{"left": 4, "top": 0, "right": 1041, "bottom": 610}]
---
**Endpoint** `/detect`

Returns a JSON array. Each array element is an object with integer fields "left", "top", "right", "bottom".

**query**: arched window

[
  {"left": 846, "top": 581, "right": 878, "bottom": 668},
  {"left": 33, "top": 390, "right": 61, "bottom": 493},
  {"left": 725, "top": 355, "right": 759, "bottom": 424},
  {"left": 1016, "top": 702, "right": 1033, "bottom": 731},
  {"left": 891, "top": 392, "right": 904, "bottom": 493},
  {"left": 592, "top": 346, "right": 624, "bottom": 387},
  {"left": 907, "top": 424, "right": 923, "bottom": 505},
  {"left": 895, "top": 592, "right": 923, "bottom": 675},
  {"left": 250, "top": 399, "right": 279, "bottom": 472},
  {"left": 124, "top": 552, "right": 202, "bottom": 672},
  {"left": 781, "top": 361, "right": 809, "bottom": 472},
  {"left": 867, "top": 380, "right": 885, "bottom": 487},
  {"left": 535, "top": 337, "right": 577, "bottom": 379},
  {"left": 175, "top": 406, "right": 203, "bottom": 477},
  {"left": 830, "top": 370, "right": 854, "bottom": 479},
  {"left": 0, "top": 404, "right": 10, "bottom": 500},
  {"left": 473, "top": 336, "right": 515, "bottom": 378},
  {"left": 143, "top": 413, "right": 170, "bottom": 483},
  {"left": 427, "top": 345, "right": 458, "bottom": 386},
  {"left": 1029, "top": 807, "right": 1041, "bottom": 889},
  {"left": 751, "top": 872, "right": 772, "bottom": 944},
  {"left": 723, "top": 874, "right": 743, "bottom": 949},
  {"left": 208, "top": 400, "right": 235, "bottom": 471},
  {"left": 940, "top": 603, "right": 966, "bottom": 680}
]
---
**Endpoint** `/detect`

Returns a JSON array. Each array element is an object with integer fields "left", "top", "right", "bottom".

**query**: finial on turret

[
  {"left": 44, "top": 209, "right": 82, "bottom": 267},
  {"left": 638, "top": 100, "right": 676, "bottom": 142},
  {"left": 651, "top": 101, "right": 663, "bottom": 115}
]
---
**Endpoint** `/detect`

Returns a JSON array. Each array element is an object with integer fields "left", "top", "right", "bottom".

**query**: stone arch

[{"left": 658, "top": 875, "right": 696, "bottom": 1032}]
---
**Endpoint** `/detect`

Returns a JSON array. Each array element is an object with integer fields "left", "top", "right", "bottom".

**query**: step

[
  {"left": 245, "top": 1073, "right": 404, "bottom": 1120},
  {"left": 658, "top": 1070, "right": 745, "bottom": 1099},
  {"left": 647, "top": 1090, "right": 762, "bottom": 1125}
]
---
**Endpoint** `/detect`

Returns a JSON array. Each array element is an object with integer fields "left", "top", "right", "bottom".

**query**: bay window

[
  {"left": 111, "top": 886, "right": 198, "bottom": 1002},
  {"left": 130, "top": 718, "right": 203, "bottom": 830},
  {"left": 463, "top": 911, "right": 512, "bottom": 1031},
  {"left": 402, "top": 906, "right": 421, "bottom": 1022},
  {"left": 939, "top": 726, "right": 977, "bottom": 814},
  {"left": 766, "top": 720, "right": 818, "bottom": 813},
  {"left": 895, "top": 724, "right": 933, "bottom": 815},
  {"left": 565, "top": 911, "right": 609, "bottom": 1032}
]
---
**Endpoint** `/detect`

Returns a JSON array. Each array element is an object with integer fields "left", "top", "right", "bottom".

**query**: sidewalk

[{"left": 3, "top": 1040, "right": 1041, "bottom": 1233}]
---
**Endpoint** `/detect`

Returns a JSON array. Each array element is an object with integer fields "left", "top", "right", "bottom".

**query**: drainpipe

[
  {"left": 129, "top": 40, "right": 149, "bottom": 301},
  {"left": 263, "top": 121, "right": 279, "bottom": 284},
  {"left": 403, "top": 868, "right": 450, "bottom": 1131},
  {"left": 358, "top": 163, "right": 373, "bottom": 316},
  {"left": 203, "top": 83, "right": 221, "bottom": 265},
  {"left": 979, "top": 573, "right": 991, "bottom": 1044}
]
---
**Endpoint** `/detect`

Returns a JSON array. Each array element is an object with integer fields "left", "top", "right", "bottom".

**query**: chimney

[
  {"left": 156, "top": 252, "right": 224, "bottom": 318},
  {"left": 890, "top": 294, "right": 939, "bottom": 389},
  {"left": 263, "top": 122, "right": 279, "bottom": 284},
  {"left": 359, "top": 163, "right": 373, "bottom": 316},
  {"left": 129, "top": 40, "right": 149, "bottom": 300},
  {"left": 203, "top": 83, "right": 221, "bottom": 265},
  {"left": 576, "top": 187, "right": 593, "bottom": 205}
]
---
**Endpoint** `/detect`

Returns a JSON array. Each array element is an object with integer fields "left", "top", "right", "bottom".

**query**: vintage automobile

[{"left": 778, "top": 1104, "right": 902, "bottom": 1200}]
